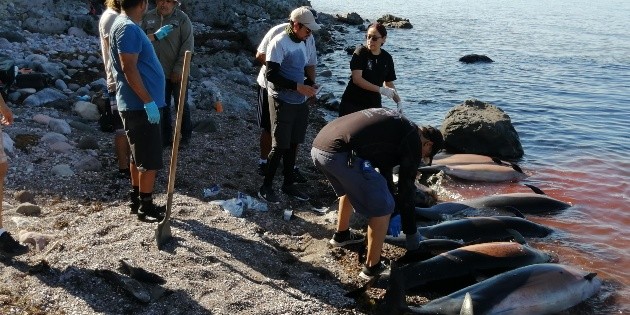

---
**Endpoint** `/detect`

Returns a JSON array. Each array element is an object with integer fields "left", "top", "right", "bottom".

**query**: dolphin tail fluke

[
  {"left": 344, "top": 276, "right": 377, "bottom": 299},
  {"left": 524, "top": 184, "right": 546, "bottom": 195},
  {"left": 380, "top": 262, "right": 409, "bottom": 315},
  {"left": 460, "top": 292, "right": 474, "bottom": 315}
]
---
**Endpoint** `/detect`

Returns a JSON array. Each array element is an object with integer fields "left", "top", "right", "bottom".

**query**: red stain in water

[{"left": 436, "top": 159, "right": 629, "bottom": 313}]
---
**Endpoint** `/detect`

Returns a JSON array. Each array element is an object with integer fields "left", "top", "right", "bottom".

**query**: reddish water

[{"left": 438, "top": 159, "right": 629, "bottom": 314}]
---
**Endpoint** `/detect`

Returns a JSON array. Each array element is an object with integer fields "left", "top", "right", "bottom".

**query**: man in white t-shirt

[
  {"left": 258, "top": 7, "right": 321, "bottom": 204},
  {"left": 99, "top": 0, "right": 130, "bottom": 178},
  {"left": 254, "top": 7, "right": 318, "bottom": 182}
]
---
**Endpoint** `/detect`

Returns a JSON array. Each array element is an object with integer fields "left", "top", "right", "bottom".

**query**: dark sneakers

[
  {"left": 329, "top": 231, "right": 365, "bottom": 247},
  {"left": 137, "top": 202, "right": 166, "bottom": 221},
  {"left": 281, "top": 184, "right": 309, "bottom": 201},
  {"left": 292, "top": 168, "right": 308, "bottom": 183},
  {"left": 258, "top": 185, "right": 280, "bottom": 204},
  {"left": 359, "top": 261, "right": 390, "bottom": 280},
  {"left": 0, "top": 231, "right": 29, "bottom": 257}
]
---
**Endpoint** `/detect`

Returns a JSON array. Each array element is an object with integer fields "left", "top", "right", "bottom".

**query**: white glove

[
  {"left": 396, "top": 100, "right": 403, "bottom": 114},
  {"left": 379, "top": 86, "right": 397, "bottom": 99}
]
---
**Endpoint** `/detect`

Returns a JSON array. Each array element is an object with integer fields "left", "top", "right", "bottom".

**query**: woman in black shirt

[{"left": 339, "top": 23, "right": 400, "bottom": 116}]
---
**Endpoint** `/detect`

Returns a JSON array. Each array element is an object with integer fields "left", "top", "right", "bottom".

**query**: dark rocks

[
  {"left": 459, "top": 54, "right": 494, "bottom": 63},
  {"left": 14, "top": 190, "right": 36, "bottom": 204},
  {"left": 335, "top": 12, "right": 364, "bottom": 25},
  {"left": 377, "top": 14, "right": 413, "bottom": 29},
  {"left": 441, "top": 99, "right": 524, "bottom": 159}
]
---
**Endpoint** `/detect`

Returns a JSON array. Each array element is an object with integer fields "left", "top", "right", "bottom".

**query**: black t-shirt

[
  {"left": 313, "top": 108, "right": 420, "bottom": 232},
  {"left": 339, "top": 45, "right": 397, "bottom": 115}
]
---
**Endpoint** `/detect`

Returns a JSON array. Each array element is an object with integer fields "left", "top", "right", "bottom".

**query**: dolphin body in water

[
  {"left": 414, "top": 185, "right": 571, "bottom": 220},
  {"left": 382, "top": 263, "right": 601, "bottom": 315},
  {"left": 432, "top": 153, "right": 512, "bottom": 166},
  {"left": 386, "top": 216, "right": 553, "bottom": 246},
  {"left": 419, "top": 163, "right": 526, "bottom": 182},
  {"left": 386, "top": 242, "right": 556, "bottom": 295}
]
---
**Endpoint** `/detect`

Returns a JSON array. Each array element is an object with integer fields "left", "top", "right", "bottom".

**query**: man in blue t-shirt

[{"left": 109, "top": 0, "right": 166, "bottom": 221}]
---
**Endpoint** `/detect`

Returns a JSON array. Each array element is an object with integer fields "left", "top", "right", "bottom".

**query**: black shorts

[
  {"left": 120, "top": 110, "right": 163, "bottom": 171},
  {"left": 108, "top": 91, "right": 124, "bottom": 131},
  {"left": 256, "top": 85, "right": 271, "bottom": 132}
]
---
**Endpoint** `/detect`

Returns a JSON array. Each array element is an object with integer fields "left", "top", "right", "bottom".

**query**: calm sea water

[{"left": 312, "top": 0, "right": 629, "bottom": 313}]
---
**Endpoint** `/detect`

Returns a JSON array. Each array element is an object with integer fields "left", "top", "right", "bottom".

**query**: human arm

[
  {"left": 171, "top": 17, "right": 194, "bottom": 82},
  {"left": 0, "top": 95, "right": 13, "bottom": 126},
  {"left": 266, "top": 61, "right": 316, "bottom": 98}
]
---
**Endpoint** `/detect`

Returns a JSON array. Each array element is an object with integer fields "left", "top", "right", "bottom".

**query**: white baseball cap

[{"left": 289, "top": 6, "right": 322, "bottom": 31}]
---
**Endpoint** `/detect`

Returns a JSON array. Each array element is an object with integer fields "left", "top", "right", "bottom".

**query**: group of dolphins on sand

[{"left": 354, "top": 153, "right": 602, "bottom": 314}]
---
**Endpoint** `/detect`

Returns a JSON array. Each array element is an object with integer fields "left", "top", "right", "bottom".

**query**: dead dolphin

[
  {"left": 385, "top": 263, "right": 601, "bottom": 315},
  {"left": 419, "top": 163, "right": 526, "bottom": 182},
  {"left": 414, "top": 185, "right": 571, "bottom": 220},
  {"left": 432, "top": 153, "right": 511, "bottom": 166},
  {"left": 384, "top": 242, "right": 555, "bottom": 296},
  {"left": 386, "top": 216, "right": 553, "bottom": 245}
]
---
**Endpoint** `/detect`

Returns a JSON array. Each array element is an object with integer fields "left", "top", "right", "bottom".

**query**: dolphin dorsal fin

[
  {"left": 524, "top": 184, "right": 546, "bottom": 195},
  {"left": 460, "top": 292, "right": 474, "bottom": 315},
  {"left": 506, "top": 229, "right": 527, "bottom": 244},
  {"left": 504, "top": 206, "right": 526, "bottom": 218},
  {"left": 584, "top": 272, "right": 598, "bottom": 281}
]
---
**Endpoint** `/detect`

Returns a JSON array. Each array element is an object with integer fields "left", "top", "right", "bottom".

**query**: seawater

[{"left": 312, "top": 0, "right": 630, "bottom": 313}]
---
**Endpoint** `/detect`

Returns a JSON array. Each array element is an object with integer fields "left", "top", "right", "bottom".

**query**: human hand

[
  {"left": 144, "top": 101, "right": 160, "bottom": 124},
  {"left": 393, "top": 92, "right": 401, "bottom": 104},
  {"left": 155, "top": 24, "right": 174, "bottom": 40},
  {"left": 379, "top": 86, "right": 398, "bottom": 100},
  {"left": 0, "top": 102, "right": 13, "bottom": 126},
  {"left": 387, "top": 214, "right": 402, "bottom": 237},
  {"left": 297, "top": 84, "right": 317, "bottom": 98},
  {"left": 396, "top": 100, "right": 403, "bottom": 114}
]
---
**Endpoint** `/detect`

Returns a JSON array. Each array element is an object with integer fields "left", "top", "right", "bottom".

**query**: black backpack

[
  {"left": 0, "top": 54, "right": 16, "bottom": 95},
  {"left": 92, "top": 92, "right": 115, "bottom": 132}
]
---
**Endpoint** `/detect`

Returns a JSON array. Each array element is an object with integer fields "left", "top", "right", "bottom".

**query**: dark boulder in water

[{"left": 459, "top": 54, "right": 494, "bottom": 63}]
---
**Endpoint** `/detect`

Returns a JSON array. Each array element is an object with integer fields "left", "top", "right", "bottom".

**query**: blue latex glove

[
  {"left": 144, "top": 101, "right": 160, "bottom": 124},
  {"left": 154, "top": 24, "right": 174, "bottom": 40},
  {"left": 387, "top": 214, "right": 402, "bottom": 237}
]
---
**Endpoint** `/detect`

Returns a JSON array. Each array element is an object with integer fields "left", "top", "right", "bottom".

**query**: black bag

[
  {"left": 15, "top": 73, "right": 51, "bottom": 89},
  {"left": 0, "top": 54, "right": 15, "bottom": 93},
  {"left": 92, "top": 92, "right": 115, "bottom": 132}
]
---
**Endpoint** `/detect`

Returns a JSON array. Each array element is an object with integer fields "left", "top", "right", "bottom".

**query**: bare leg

[
  {"left": 366, "top": 214, "right": 390, "bottom": 267},
  {"left": 115, "top": 132, "right": 130, "bottom": 170},
  {"left": 336, "top": 195, "right": 353, "bottom": 232},
  {"left": 130, "top": 162, "right": 140, "bottom": 187},
  {"left": 138, "top": 170, "right": 157, "bottom": 194}
]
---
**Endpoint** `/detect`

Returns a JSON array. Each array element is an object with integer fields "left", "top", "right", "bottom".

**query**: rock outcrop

[{"left": 440, "top": 99, "right": 524, "bottom": 159}]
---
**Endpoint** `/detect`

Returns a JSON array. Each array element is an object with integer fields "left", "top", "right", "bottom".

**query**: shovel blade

[{"left": 155, "top": 220, "right": 172, "bottom": 249}]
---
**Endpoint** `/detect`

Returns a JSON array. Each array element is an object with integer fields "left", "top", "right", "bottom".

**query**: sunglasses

[
  {"left": 366, "top": 34, "right": 382, "bottom": 41},
  {"left": 299, "top": 23, "right": 312, "bottom": 34}
]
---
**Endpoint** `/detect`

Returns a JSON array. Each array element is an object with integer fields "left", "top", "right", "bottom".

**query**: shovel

[{"left": 155, "top": 50, "right": 193, "bottom": 249}]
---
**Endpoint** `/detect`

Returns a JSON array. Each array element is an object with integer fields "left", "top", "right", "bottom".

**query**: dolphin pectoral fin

[
  {"left": 506, "top": 229, "right": 527, "bottom": 244},
  {"left": 460, "top": 292, "right": 474, "bottom": 315},
  {"left": 503, "top": 206, "right": 526, "bottom": 218},
  {"left": 584, "top": 272, "right": 598, "bottom": 281},
  {"left": 510, "top": 163, "right": 524, "bottom": 173},
  {"left": 524, "top": 184, "right": 546, "bottom": 195}
]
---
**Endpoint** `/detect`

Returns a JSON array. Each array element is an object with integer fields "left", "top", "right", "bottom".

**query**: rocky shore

[{"left": 0, "top": 1, "right": 419, "bottom": 314}]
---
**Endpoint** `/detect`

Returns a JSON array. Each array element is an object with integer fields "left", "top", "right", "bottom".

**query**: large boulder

[{"left": 440, "top": 99, "right": 524, "bottom": 159}]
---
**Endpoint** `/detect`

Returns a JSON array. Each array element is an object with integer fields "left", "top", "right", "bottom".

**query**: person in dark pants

[
  {"left": 311, "top": 108, "right": 443, "bottom": 279},
  {"left": 142, "top": 0, "right": 194, "bottom": 146},
  {"left": 110, "top": 0, "right": 167, "bottom": 221},
  {"left": 257, "top": 7, "right": 321, "bottom": 204}
]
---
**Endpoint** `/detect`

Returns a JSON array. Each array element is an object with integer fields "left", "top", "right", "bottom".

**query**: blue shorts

[{"left": 311, "top": 147, "right": 394, "bottom": 218}]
